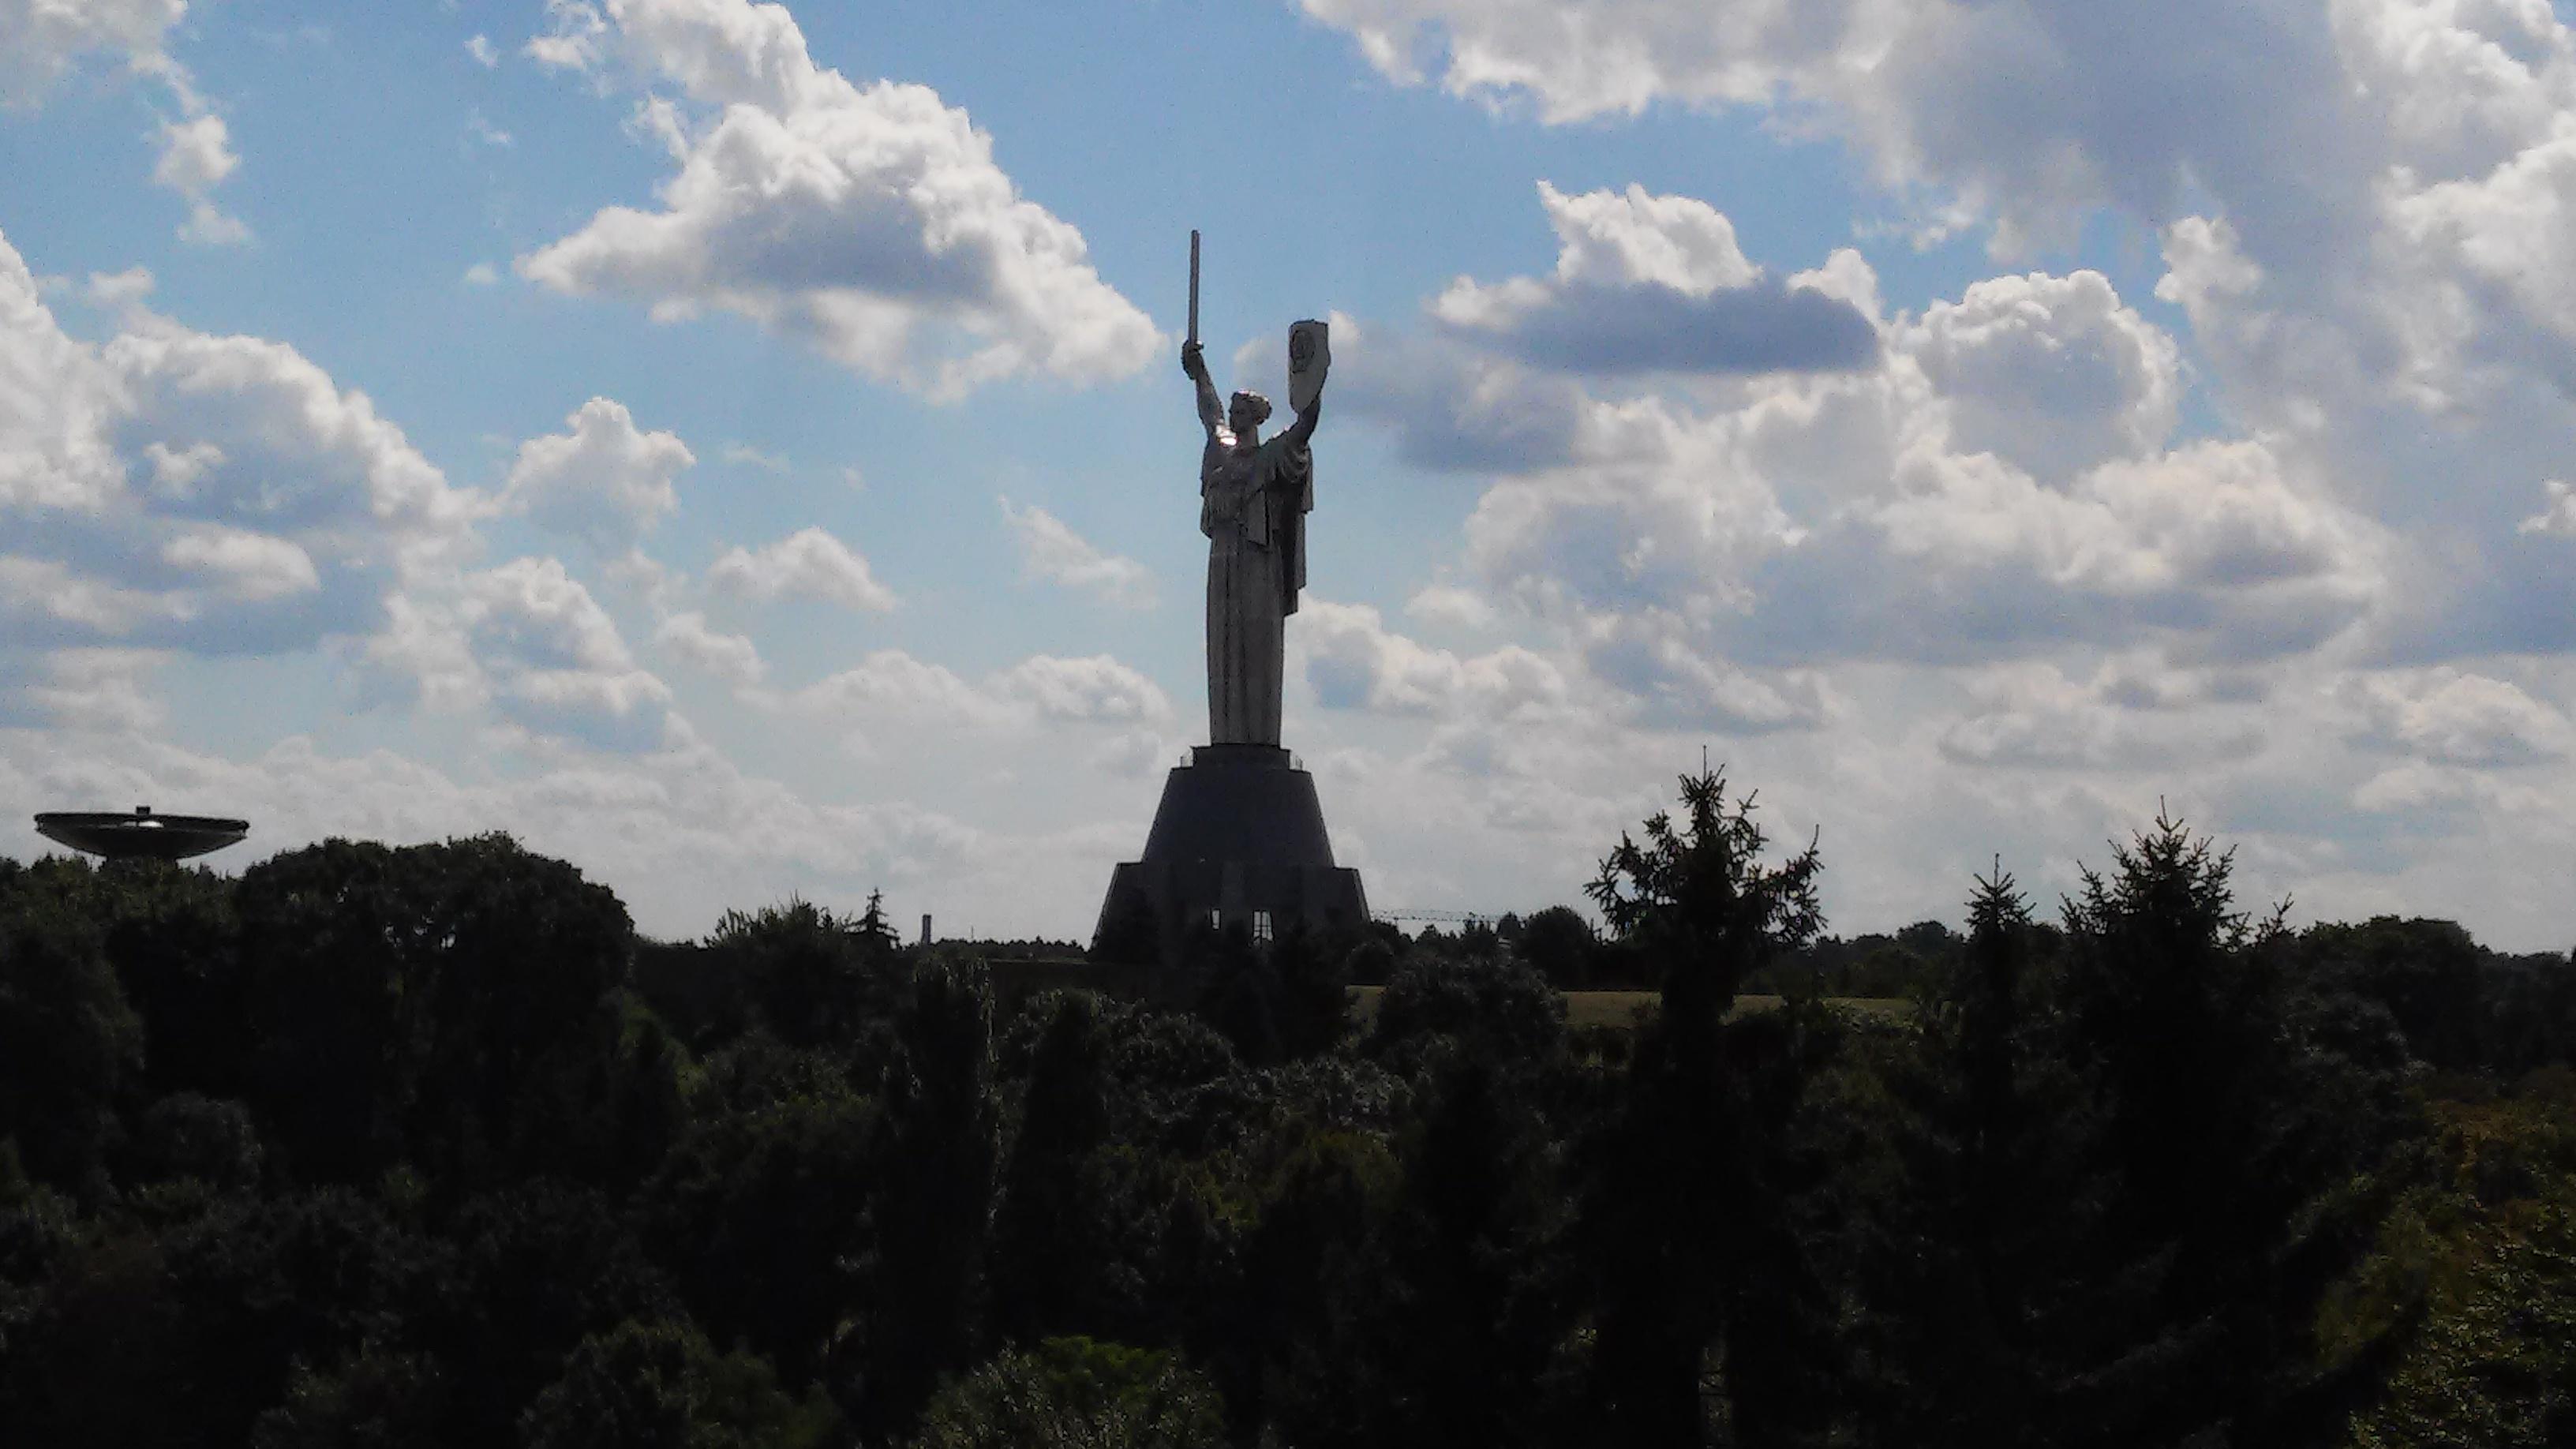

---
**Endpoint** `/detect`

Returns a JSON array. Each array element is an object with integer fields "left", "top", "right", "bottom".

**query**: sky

[{"left": 3, "top": 0, "right": 2574, "bottom": 949}]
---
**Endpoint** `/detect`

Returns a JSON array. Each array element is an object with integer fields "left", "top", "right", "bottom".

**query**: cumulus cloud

[
  {"left": 0, "top": 648, "right": 169, "bottom": 733},
  {"left": 994, "top": 654, "right": 1171, "bottom": 724},
  {"left": 2342, "top": 667, "right": 2574, "bottom": 767},
  {"left": 1288, "top": 312, "right": 1586, "bottom": 474},
  {"left": 653, "top": 608, "right": 763, "bottom": 685},
  {"left": 519, "top": 0, "right": 1159, "bottom": 399},
  {"left": 1440, "top": 261, "right": 2387, "bottom": 680},
  {"left": 1295, "top": 0, "right": 2576, "bottom": 638},
  {"left": 2518, "top": 478, "right": 2576, "bottom": 536},
  {"left": 708, "top": 526, "right": 897, "bottom": 611},
  {"left": 722, "top": 442, "right": 788, "bottom": 473},
  {"left": 1294, "top": 0, "right": 2371, "bottom": 254},
  {"left": 781, "top": 648, "right": 1003, "bottom": 729},
  {"left": 0, "top": 0, "right": 189, "bottom": 104},
  {"left": 1431, "top": 182, "right": 1878, "bottom": 376},
  {"left": 1936, "top": 661, "right": 2267, "bottom": 770},
  {"left": 1903, "top": 270, "right": 2181, "bottom": 480},
  {"left": 152, "top": 112, "right": 238, "bottom": 194},
  {"left": 462, "top": 556, "right": 674, "bottom": 751},
  {"left": 1299, "top": 600, "right": 1568, "bottom": 717},
  {"left": 504, "top": 396, "right": 695, "bottom": 552},
  {"left": 1000, "top": 497, "right": 1152, "bottom": 608},
  {"left": 0, "top": 0, "right": 250, "bottom": 242},
  {"left": 757, "top": 646, "right": 1170, "bottom": 749},
  {"left": 0, "top": 227, "right": 477, "bottom": 659},
  {"left": 466, "top": 33, "right": 498, "bottom": 68}
]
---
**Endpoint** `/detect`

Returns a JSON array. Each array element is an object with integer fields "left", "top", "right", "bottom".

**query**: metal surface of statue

[{"left": 1094, "top": 235, "right": 1367, "bottom": 963}]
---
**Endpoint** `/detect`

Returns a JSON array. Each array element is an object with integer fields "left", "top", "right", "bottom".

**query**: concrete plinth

[{"left": 1094, "top": 744, "right": 1368, "bottom": 964}]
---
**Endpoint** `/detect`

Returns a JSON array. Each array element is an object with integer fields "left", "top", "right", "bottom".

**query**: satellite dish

[{"left": 34, "top": 807, "right": 249, "bottom": 862}]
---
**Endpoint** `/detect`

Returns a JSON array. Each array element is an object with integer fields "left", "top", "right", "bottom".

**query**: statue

[
  {"left": 1181, "top": 230, "right": 1328, "bottom": 746},
  {"left": 1091, "top": 238, "right": 1364, "bottom": 963},
  {"left": 1181, "top": 338, "right": 1320, "bottom": 745}
]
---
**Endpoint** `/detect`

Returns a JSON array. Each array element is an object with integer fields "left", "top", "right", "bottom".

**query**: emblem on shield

[{"left": 1288, "top": 319, "right": 1331, "bottom": 413}]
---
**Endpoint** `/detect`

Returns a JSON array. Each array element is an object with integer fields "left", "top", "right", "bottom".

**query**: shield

[{"left": 1288, "top": 319, "right": 1330, "bottom": 413}]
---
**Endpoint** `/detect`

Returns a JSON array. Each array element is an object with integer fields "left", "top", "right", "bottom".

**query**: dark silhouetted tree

[
  {"left": 1577, "top": 767, "right": 1833, "bottom": 1449},
  {"left": 910, "top": 1337, "right": 1226, "bottom": 1449},
  {"left": 840, "top": 964, "right": 1001, "bottom": 1439}
]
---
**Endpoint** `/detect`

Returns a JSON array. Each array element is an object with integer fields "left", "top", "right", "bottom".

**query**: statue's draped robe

[{"left": 1200, "top": 423, "right": 1312, "bottom": 745}]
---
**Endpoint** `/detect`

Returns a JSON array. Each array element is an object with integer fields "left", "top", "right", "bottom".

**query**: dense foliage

[{"left": 2, "top": 782, "right": 2570, "bottom": 1447}]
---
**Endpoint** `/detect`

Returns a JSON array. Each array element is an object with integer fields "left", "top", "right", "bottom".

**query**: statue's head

[{"left": 1227, "top": 390, "right": 1272, "bottom": 436}]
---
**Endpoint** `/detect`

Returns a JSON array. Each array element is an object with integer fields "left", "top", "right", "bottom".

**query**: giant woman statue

[{"left": 1181, "top": 335, "right": 1321, "bottom": 746}]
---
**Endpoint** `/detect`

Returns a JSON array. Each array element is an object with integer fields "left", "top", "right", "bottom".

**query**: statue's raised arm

[{"left": 1181, "top": 340, "right": 1222, "bottom": 439}]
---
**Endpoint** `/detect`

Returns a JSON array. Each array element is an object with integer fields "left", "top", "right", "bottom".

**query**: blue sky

[{"left": 5, "top": 0, "right": 2575, "bottom": 949}]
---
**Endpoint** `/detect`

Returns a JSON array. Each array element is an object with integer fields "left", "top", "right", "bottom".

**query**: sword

[{"left": 1187, "top": 229, "right": 1200, "bottom": 349}]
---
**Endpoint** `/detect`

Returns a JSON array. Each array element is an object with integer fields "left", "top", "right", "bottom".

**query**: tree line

[{"left": 2, "top": 769, "right": 2572, "bottom": 1447}]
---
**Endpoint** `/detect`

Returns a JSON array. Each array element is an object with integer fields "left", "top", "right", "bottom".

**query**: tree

[
  {"left": 521, "top": 1316, "right": 836, "bottom": 1449},
  {"left": 230, "top": 837, "right": 631, "bottom": 1188},
  {"left": 642, "top": 1056, "right": 876, "bottom": 1383},
  {"left": 0, "top": 869, "right": 142, "bottom": 1191},
  {"left": 1576, "top": 767, "right": 1834, "bottom": 1448},
  {"left": 1268, "top": 924, "right": 1354, "bottom": 1060},
  {"left": 1381, "top": 1045, "right": 1567, "bottom": 1448},
  {"left": 1517, "top": 905, "right": 1597, "bottom": 990},
  {"left": 840, "top": 964, "right": 1001, "bottom": 1438},
  {"left": 2298, "top": 917, "right": 2486, "bottom": 1069},
  {"left": 1855, "top": 866, "right": 2107, "bottom": 1449},
  {"left": 250, "top": 1346, "right": 449, "bottom": 1449},
  {"left": 2054, "top": 811, "right": 2415, "bottom": 1445},
  {"left": 705, "top": 897, "right": 898, "bottom": 1053},
  {"left": 1365, "top": 953, "right": 1567, "bottom": 1071},
  {"left": 910, "top": 1338, "right": 1226, "bottom": 1449},
  {"left": 991, "top": 993, "right": 1118, "bottom": 1346}
]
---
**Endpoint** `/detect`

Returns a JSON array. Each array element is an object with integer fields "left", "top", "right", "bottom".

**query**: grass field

[{"left": 1349, "top": 987, "right": 1911, "bottom": 1030}]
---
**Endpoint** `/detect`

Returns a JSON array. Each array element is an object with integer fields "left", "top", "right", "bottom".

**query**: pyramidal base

[{"left": 1094, "top": 744, "right": 1368, "bottom": 964}]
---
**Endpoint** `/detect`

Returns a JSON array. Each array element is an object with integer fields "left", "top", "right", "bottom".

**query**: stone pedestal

[{"left": 1094, "top": 744, "right": 1368, "bottom": 964}]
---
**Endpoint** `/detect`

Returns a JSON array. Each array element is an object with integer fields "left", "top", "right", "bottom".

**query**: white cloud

[
  {"left": 159, "top": 526, "right": 321, "bottom": 601},
  {"left": 1000, "top": 496, "right": 1153, "bottom": 608},
  {"left": 1937, "top": 661, "right": 2267, "bottom": 770},
  {"left": 653, "top": 608, "right": 763, "bottom": 685},
  {"left": 773, "top": 646, "right": 1170, "bottom": 736},
  {"left": 466, "top": 33, "right": 498, "bottom": 68},
  {"left": 468, "top": 109, "right": 514, "bottom": 148},
  {"left": 1406, "top": 583, "right": 1496, "bottom": 631},
  {"left": 0, "top": 0, "right": 189, "bottom": 105},
  {"left": 778, "top": 648, "right": 1009, "bottom": 729},
  {"left": 2342, "top": 667, "right": 2574, "bottom": 767},
  {"left": 1428, "top": 182, "right": 1878, "bottom": 375},
  {"left": 707, "top": 525, "right": 897, "bottom": 610},
  {"left": 995, "top": 654, "right": 1171, "bottom": 723},
  {"left": 2518, "top": 478, "right": 2576, "bottom": 536},
  {"left": 462, "top": 262, "right": 500, "bottom": 286},
  {"left": 460, "top": 556, "right": 674, "bottom": 751},
  {"left": 524, "top": 0, "right": 608, "bottom": 72},
  {"left": 1297, "top": 600, "right": 1568, "bottom": 718},
  {"left": 519, "top": 0, "right": 1159, "bottom": 399},
  {"left": 147, "top": 99, "right": 252, "bottom": 250},
  {"left": 1903, "top": 270, "right": 2182, "bottom": 480},
  {"left": 0, "top": 648, "right": 169, "bottom": 732},
  {"left": 0, "top": 227, "right": 479, "bottom": 660},
  {"left": 722, "top": 442, "right": 789, "bottom": 473},
  {"left": 153, "top": 112, "right": 238, "bottom": 194},
  {"left": 504, "top": 396, "right": 695, "bottom": 552}
]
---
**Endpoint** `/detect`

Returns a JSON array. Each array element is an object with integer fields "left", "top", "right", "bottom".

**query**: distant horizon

[{"left": 7, "top": 0, "right": 2576, "bottom": 954}]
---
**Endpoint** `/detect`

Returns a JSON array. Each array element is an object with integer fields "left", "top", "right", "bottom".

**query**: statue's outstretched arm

[
  {"left": 1284, "top": 394, "right": 1322, "bottom": 449},
  {"left": 1182, "top": 341, "right": 1222, "bottom": 436}
]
